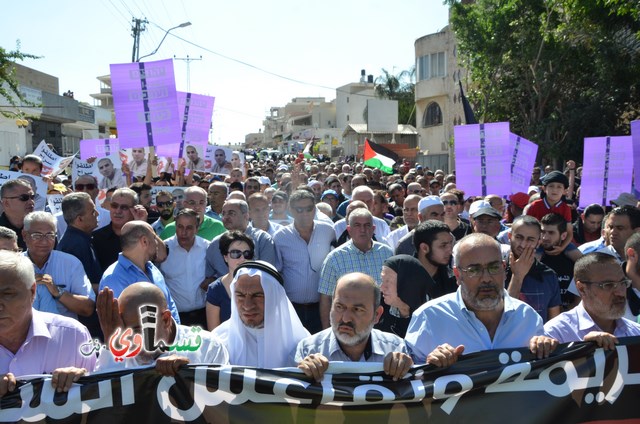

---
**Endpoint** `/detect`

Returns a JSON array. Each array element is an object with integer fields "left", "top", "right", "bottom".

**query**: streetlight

[{"left": 136, "top": 22, "right": 192, "bottom": 62}]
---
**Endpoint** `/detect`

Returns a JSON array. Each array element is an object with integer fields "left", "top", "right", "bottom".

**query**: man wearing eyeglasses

[
  {"left": 405, "top": 233, "right": 556, "bottom": 366},
  {"left": 160, "top": 187, "right": 224, "bottom": 241},
  {"left": 22, "top": 212, "right": 95, "bottom": 320},
  {"left": 0, "top": 179, "right": 36, "bottom": 250},
  {"left": 273, "top": 190, "right": 335, "bottom": 333},
  {"left": 544, "top": 253, "right": 640, "bottom": 347},
  {"left": 159, "top": 209, "right": 210, "bottom": 327}
]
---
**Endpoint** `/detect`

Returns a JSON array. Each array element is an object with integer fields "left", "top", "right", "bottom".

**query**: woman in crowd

[
  {"left": 377, "top": 255, "right": 435, "bottom": 338},
  {"left": 206, "top": 231, "right": 255, "bottom": 330}
]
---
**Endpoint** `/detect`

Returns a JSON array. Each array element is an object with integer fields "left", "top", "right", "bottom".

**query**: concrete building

[
  {"left": 414, "top": 25, "right": 466, "bottom": 172},
  {"left": 0, "top": 63, "right": 113, "bottom": 165}
]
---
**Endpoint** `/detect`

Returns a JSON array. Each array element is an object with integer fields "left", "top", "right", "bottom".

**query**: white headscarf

[{"left": 213, "top": 266, "right": 310, "bottom": 368}]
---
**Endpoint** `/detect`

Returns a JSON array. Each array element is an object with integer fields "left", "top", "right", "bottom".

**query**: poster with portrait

[
  {"left": 205, "top": 145, "right": 233, "bottom": 175},
  {"left": 149, "top": 186, "right": 188, "bottom": 209},
  {"left": 94, "top": 153, "right": 127, "bottom": 191},
  {"left": 0, "top": 170, "right": 48, "bottom": 212},
  {"left": 183, "top": 144, "right": 206, "bottom": 172},
  {"left": 123, "top": 147, "right": 150, "bottom": 179}
]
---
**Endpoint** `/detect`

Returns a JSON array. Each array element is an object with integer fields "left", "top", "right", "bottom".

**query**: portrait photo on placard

[
  {"left": 205, "top": 145, "right": 233, "bottom": 175},
  {"left": 96, "top": 154, "right": 126, "bottom": 190},
  {"left": 125, "top": 147, "right": 149, "bottom": 178},
  {"left": 184, "top": 144, "right": 206, "bottom": 172}
]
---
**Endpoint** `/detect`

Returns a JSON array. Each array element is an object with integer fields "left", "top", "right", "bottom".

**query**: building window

[
  {"left": 417, "top": 52, "right": 446, "bottom": 81},
  {"left": 423, "top": 102, "right": 442, "bottom": 127}
]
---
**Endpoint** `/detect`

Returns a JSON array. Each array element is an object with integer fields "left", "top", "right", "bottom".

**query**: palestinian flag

[
  {"left": 303, "top": 138, "right": 315, "bottom": 159},
  {"left": 364, "top": 139, "right": 398, "bottom": 174}
]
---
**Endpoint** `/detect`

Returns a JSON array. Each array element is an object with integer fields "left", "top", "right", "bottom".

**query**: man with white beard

[{"left": 293, "top": 272, "right": 412, "bottom": 381}]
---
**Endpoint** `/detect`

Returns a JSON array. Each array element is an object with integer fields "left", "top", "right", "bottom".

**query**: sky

[{"left": 1, "top": 1, "right": 450, "bottom": 145}]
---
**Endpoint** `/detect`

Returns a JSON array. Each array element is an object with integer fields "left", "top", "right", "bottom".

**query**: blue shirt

[
  {"left": 292, "top": 327, "right": 408, "bottom": 365},
  {"left": 57, "top": 225, "right": 103, "bottom": 287},
  {"left": 506, "top": 259, "right": 562, "bottom": 322},
  {"left": 99, "top": 253, "right": 180, "bottom": 324},
  {"left": 205, "top": 225, "right": 277, "bottom": 279},
  {"left": 26, "top": 250, "right": 95, "bottom": 320},
  {"left": 318, "top": 240, "right": 393, "bottom": 296},
  {"left": 274, "top": 221, "right": 336, "bottom": 303},
  {"left": 405, "top": 288, "right": 543, "bottom": 363}
]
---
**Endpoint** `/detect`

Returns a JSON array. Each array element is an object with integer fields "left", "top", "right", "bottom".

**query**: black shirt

[
  {"left": 92, "top": 224, "right": 122, "bottom": 271},
  {"left": 0, "top": 212, "right": 25, "bottom": 250}
]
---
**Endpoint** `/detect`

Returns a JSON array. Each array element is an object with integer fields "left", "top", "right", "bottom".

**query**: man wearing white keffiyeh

[{"left": 213, "top": 261, "right": 309, "bottom": 368}]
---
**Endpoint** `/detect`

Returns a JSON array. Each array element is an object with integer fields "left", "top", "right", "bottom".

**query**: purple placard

[
  {"left": 80, "top": 139, "right": 120, "bottom": 159},
  {"left": 631, "top": 120, "right": 640, "bottom": 197},
  {"left": 454, "top": 122, "right": 512, "bottom": 197},
  {"left": 110, "top": 59, "right": 182, "bottom": 148},
  {"left": 510, "top": 133, "right": 538, "bottom": 194},
  {"left": 579, "top": 136, "right": 633, "bottom": 208},
  {"left": 155, "top": 92, "right": 214, "bottom": 158}
]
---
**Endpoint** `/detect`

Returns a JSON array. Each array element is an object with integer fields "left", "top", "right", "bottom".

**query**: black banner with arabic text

[{"left": 1, "top": 337, "right": 640, "bottom": 423}]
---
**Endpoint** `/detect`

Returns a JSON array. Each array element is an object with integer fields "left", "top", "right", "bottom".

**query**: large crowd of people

[{"left": 1, "top": 151, "right": 639, "bottom": 397}]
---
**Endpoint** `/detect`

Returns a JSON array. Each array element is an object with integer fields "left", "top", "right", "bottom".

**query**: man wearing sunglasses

[
  {"left": 151, "top": 191, "right": 175, "bottom": 235},
  {"left": 0, "top": 179, "right": 35, "bottom": 250},
  {"left": 544, "top": 253, "right": 640, "bottom": 347},
  {"left": 405, "top": 233, "right": 557, "bottom": 367},
  {"left": 273, "top": 190, "right": 335, "bottom": 334},
  {"left": 55, "top": 175, "right": 110, "bottom": 240}
]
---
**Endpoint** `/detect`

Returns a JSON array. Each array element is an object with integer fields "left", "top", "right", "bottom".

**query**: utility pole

[
  {"left": 131, "top": 18, "right": 149, "bottom": 62},
  {"left": 174, "top": 55, "right": 202, "bottom": 92}
]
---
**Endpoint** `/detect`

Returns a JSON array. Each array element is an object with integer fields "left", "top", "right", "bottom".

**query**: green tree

[
  {"left": 446, "top": 0, "right": 640, "bottom": 164},
  {"left": 0, "top": 42, "right": 40, "bottom": 118},
  {"left": 373, "top": 68, "right": 416, "bottom": 127}
]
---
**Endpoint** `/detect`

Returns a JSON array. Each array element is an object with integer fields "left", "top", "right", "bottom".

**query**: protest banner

[
  {"left": 79, "top": 139, "right": 120, "bottom": 160},
  {"left": 454, "top": 122, "right": 512, "bottom": 197},
  {"left": 1, "top": 338, "right": 639, "bottom": 423},
  {"left": 32, "top": 140, "right": 75, "bottom": 177},
  {"left": 149, "top": 186, "right": 188, "bottom": 208},
  {"left": 579, "top": 136, "right": 633, "bottom": 208},
  {"left": 71, "top": 159, "right": 96, "bottom": 184},
  {"left": 510, "top": 133, "right": 538, "bottom": 194},
  {"left": 46, "top": 193, "right": 64, "bottom": 214},
  {"left": 110, "top": 58, "right": 182, "bottom": 148}
]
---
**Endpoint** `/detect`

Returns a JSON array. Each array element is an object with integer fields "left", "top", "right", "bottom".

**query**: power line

[{"left": 149, "top": 22, "right": 379, "bottom": 99}]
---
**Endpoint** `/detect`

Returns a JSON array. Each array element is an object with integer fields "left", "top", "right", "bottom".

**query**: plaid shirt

[{"left": 318, "top": 240, "right": 393, "bottom": 296}]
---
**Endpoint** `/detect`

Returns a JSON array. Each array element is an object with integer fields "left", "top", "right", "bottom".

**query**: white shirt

[
  {"left": 160, "top": 235, "right": 210, "bottom": 312},
  {"left": 385, "top": 225, "right": 409, "bottom": 251}
]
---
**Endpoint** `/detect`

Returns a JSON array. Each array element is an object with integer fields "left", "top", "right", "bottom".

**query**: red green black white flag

[{"left": 364, "top": 138, "right": 398, "bottom": 174}]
